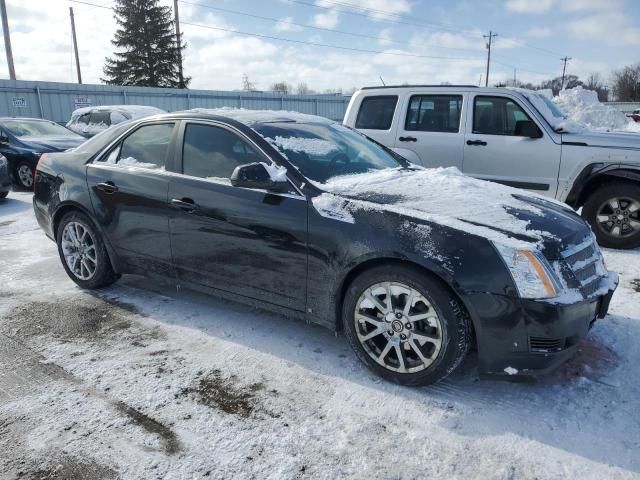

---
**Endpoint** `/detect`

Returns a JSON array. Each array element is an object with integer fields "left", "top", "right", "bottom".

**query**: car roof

[
  {"left": 71, "top": 105, "right": 166, "bottom": 116},
  {"left": 150, "top": 108, "right": 335, "bottom": 127},
  {"left": 0, "top": 117, "right": 57, "bottom": 122},
  {"left": 354, "top": 85, "right": 525, "bottom": 96}
]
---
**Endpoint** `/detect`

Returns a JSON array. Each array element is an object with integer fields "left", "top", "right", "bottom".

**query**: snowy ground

[{"left": 1, "top": 191, "right": 640, "bottom": 480}]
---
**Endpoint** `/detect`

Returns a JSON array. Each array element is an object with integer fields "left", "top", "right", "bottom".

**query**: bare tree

[
  {"left": 270, "top": 81, "right": 290, "bottom": 94},
  {"left": 585, "top": 73, "right": 609, "bottom": 102},
  {"left": 296, "top": 82, "right": 314, "bottom": 95},
  {"left": 612, "top": 64, "right": 640, "bottom": 101},
  {"left": 242, "top": 73, "right": 256, "bottom": 91}
]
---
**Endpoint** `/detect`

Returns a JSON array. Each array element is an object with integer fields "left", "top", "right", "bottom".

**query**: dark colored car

[
  {"left": 0, "top": 154, "right": 10, "bottom": 199},
  {"left": 627, "top": 110, "right": 640, "bottom": 123},
  {"left": 32, "top": 110, "right": 618, "bottom": 385},
  {"left": 0, "top": 118, "right": 85, "bottom": 189}
]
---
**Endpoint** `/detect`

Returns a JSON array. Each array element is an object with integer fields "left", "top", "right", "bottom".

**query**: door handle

[
  {"left": 398, "top": 136, "right": 417, "bottom": 142},
  {"left": 170, "top": 197, "right": 199, "bottom": 212},
  {"left": 466, "top": 140, "right": 487, "bottom": 146},
  {"left": 96, "top": 181, "right": 118, "bottom": 194}
]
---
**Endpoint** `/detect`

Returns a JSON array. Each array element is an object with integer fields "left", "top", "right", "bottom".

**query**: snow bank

[
  {"left": 317, "top": 167, "right": 555, "bottom": 249},
  {"left": 553, "top": 87, "right": 640, "bottom": 133}
]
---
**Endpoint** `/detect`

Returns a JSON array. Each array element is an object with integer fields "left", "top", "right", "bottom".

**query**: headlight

[{"left": 493, "top": 243, "right": 562, "bottom": 299}]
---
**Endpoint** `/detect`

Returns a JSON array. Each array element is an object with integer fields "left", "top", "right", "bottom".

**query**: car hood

[
  {"left": 17, "top": 135, "right": 85, "bottom": 152},
  {"left": 562, "top": 130, "right": 640, "bottom": 150},
  {"left": 312, "top": 167, "right": 589, "bottom": 255}
]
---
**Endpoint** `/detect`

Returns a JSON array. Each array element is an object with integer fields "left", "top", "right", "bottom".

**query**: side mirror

[
  {"left": 230, "top": 162, "right": 289, "bottom": 192},
  {"left": 515, "top": 120, "right": 542, "bottom": 139}
]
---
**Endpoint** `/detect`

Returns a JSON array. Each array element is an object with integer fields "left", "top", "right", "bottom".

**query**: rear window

[
  {"left": 89, "top": 111, "right": 111, "bottom": 126},
  {"left": 405, "top": 95, "right": 462, "bottom": 133},
  {"left": 355, "top": 95, "right": 398, "bottom": 130}
]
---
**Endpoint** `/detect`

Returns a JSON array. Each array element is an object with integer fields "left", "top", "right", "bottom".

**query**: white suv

[{"left": 344, "top": 85, "right": 640, "bottom": 249}]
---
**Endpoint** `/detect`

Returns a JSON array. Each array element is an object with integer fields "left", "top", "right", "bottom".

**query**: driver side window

[
  {"left": 181, "top": 123, "right": 262, "bottom": 181},
  {"left": 473, "top": 96, "right": 533, "bottom": 136}
]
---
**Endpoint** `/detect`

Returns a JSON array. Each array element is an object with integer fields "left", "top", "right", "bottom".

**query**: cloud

[
  {"left": 568, "top": 12, "right": 635, "bottom": 46},
  {"left": 526, "top": 26, "right": 552, "bottom": 38},
  {"left": 505, "top": 0, "right": 554, "bottom": 14},
  {"left": 274, "top": 16, "right": 302, "bottom": 32},
  {"left": 561, "top": 0, "right": 623, "bottom": 12},
  {"left": 377, "top": 29, "right": 393, "bottom": 47},
  {"left": 313, "top": 9, "right": 339, "bottom": 29}
]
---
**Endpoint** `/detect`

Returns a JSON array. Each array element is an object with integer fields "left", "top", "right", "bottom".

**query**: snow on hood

[{"left": 315, "top": 167, "right": 560, "bottom": 249}]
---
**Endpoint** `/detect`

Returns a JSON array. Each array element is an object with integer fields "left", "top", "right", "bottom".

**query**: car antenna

[{"left": 379, "top": 76, "right": 386, "bottom": 86}]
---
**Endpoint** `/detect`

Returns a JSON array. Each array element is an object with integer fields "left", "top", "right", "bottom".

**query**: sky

[{"left": 0, "top": 0, "right": 638, "bottom": 93}]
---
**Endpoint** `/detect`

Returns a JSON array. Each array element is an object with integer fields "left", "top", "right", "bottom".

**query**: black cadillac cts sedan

[{"left": 33, "top": 110, "right": 618, "bottom": 385}]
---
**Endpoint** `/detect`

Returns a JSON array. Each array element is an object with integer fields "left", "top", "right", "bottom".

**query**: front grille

[
  {"left": 561, "top": 237, "right": 606, "bottom": 298},
  {"left": 529, "top": 336, "right": 566, "bottom": 353}
]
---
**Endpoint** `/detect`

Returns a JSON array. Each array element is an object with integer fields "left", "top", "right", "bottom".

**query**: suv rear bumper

[{"left": 465, "top": 271, "right": 618, "bottom": 378}]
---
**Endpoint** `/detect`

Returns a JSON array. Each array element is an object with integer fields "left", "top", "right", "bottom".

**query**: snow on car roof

[
  {"left": 187, "top": 107, "right": 332, "bottom": 126},
  {"left": 71, "top": 105, "right": 166, "bottom": 118}
]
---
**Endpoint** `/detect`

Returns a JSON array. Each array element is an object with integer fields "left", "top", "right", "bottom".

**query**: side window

[
  {"left": 89, "top": 111, "right": 111, "bottom": 126},
  {"left": 77, "top": 113, "right": 90, "bottom": 125},
  {"left": 405, "top": 95, "right": 462, "bottom": 133},
  {"left": 107, "top": 123, "right": 174, "bottom": 169},
  {"left": 110, "top": 111, "right": 128, "bottom": 124},
  {"left": 473, "top": 96, "right": 533, "bottom": 136},
  {"left": 355, "top": 95, "right": 398, "bottom": 130},
  {"left": 182, "top": 124, "right": 262, "bottom": 180}
]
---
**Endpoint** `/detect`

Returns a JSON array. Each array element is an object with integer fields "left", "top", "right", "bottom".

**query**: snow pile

[
  {"left": 317, "top": 167, "right": 555, "bottom": 249},
  {"left": 272, "top": 136, "right": 339, "bottom": 156},
  {"left": 261, "top": 162, "right": 288, "bottom": 182},
  {"left": 553, "top": 87, "right": 640, "bottom": 133}
]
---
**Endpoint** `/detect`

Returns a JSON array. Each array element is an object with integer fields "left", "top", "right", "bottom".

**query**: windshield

[
  {"left": 254, "top": 122, "right": 406, "bottom": 183},
  {"left": 535, "top": 93, "right": 567, "bottom": 119},
  {"left": 3, "top": 120, "right": 78, "bottom": 138}
]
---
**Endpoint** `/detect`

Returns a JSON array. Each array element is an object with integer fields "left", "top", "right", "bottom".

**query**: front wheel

[
  {"left": 56, "top": 211, "right": 119, "bottom": 289},
  {"left": 583, "top": 182, "right": 640, "bottom": 249},
  {"left": 15, "top": 161, "right": 34, "bottom": 190},
  {"left": 342, "top": 265, "right": 471, "bottom": 386}
]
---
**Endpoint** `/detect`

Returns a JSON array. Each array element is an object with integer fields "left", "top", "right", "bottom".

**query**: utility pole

[
  {"left": 173, "top": 0, "right": 184, "bottom": 88},
  {"left": 0, "top": 0, "right": 16, "bottom": 80},
  {"left": 483, "top": 31, "right": 498, "bottom": 87},
  {"left": 69, "top": 7, "right": 82, "bottom": 84},
  {"left": 560, "top": 56, "right": 571, "bottom": 90},
  {"left": 513, "top": 68, "right": 517, "bottom": 86}
]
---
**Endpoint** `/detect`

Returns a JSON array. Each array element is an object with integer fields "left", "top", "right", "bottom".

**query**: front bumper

[{"left": 465, "top": 271, "right": 619, "bottom": 378}]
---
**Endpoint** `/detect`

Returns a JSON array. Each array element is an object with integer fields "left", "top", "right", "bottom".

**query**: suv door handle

[
  {"left": 170, "top": 197, "right": 199, "bottom": 213},
  {"left": 96, "top": 181, "right": 118, "bottom": 194},
  {"left": 466, "top": 139, "right": 487, "bottom": 146},
  {"left": 398, "top": 136, "right": 417, "bottom": 142}
]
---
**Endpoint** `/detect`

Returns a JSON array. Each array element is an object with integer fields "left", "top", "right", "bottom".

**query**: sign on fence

[
  {"left": 12, "top": 97, "right": 26, "bottom": 108},
  {"left": 74, "top": 97, "right": 92, "bottom": 109}
]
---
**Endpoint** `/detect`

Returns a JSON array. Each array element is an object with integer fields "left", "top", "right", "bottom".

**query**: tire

[
  {"left": 56, "top": 211, "right": 119, "bottom": 289},
  {"left": 342, "top": 265, "right": 471, "bottom": 386},
  {"left": 582, "top": 181, "right": 640, "bottom": 249},
  {"left": 0, "top": 191, "right": 7, "bottom": 199},
  {"left": 15, "top": 160, "right": 34, "bottom": 190}
]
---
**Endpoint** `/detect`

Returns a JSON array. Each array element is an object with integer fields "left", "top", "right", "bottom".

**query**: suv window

[
  {"left": 473, "top": 96, "right": 533, "bottom": 136},
  {"left": 182, "top": 124, "right": 262, "bottom": 180},
  {"left": 405, "top": 95, "right": 462, "bottom": 133},
  {"left": 89, "top": 111, "right": 111, "bottom": 126},
  {"left": 77, "top": 113, "right": 90, "bottom": 125},
  {"left": 108, "top": 123, "right": 174, "bottom": 169},
  {"left": 355, "top": 95, "right": 398, "bottom": 130}
]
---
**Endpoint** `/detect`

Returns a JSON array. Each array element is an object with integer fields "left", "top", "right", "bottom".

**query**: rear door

[
  {"left": 393, "top": 92, "right": 465, "bottom": 169},
  {"left": 462, "top": 94, "right": 561, "bottom": 197},
  {"left": 168, "top": 121, "right": 308, "bottom": 310},
  {"left": 86, "top": 121, "right": 177, "bottom": 276}
]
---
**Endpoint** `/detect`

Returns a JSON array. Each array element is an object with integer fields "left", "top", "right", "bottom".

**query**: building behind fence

[{"left": 0, "top": 79, "right": 351, "bottom": 124}]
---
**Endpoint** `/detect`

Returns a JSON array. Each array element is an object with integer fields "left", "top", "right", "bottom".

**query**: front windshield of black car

[
  {"left": 3, "top": 120, "right": 78, "bottom": 138},
  {"left": 254, "top": 122, "right": 406, "bottom": 183}
]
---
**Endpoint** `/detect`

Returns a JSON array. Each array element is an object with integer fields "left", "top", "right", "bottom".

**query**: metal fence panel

[{"left": 0, "top": 79, "right": 351, "bottom": 124}]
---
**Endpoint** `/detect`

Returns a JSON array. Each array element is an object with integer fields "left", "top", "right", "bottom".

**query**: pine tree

[{"left": 102, "top": 0, "right": 190, "bottom": 88}]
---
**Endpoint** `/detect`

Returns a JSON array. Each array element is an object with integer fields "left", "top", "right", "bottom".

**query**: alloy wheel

[
  {"left": 17, "top": 164, "right": 33, "bottom": 188},
  {"left": 595, "top": 197, "right": 640, "bottom": 238},
  {"left": 61, "top": 221, "right": 97, "bottom": 280},
  {"left": 354, "top": 282, "right": 444, "bottom": 374}
]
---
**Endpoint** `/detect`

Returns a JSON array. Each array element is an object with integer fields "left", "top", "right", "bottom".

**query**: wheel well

[
  {"left": 52, "top": 204, "right": 89, "bottom": 237},
  {"left": 335, "top": 258, "right": 476, "bottom": 345},
  {"left": 574, "top": 174, "right": 640, "bottom": 208}
]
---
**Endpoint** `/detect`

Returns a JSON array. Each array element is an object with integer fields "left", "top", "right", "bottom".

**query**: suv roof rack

[{"left": 361, "top": 84, "right": 479, "bottom": 90}]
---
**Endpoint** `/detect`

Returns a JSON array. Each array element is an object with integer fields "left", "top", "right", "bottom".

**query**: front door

[
  {"left": 394, "top": 93, "right": 465, "bottom": 169},
  {"left": 462, "top": 94, "right": 561, "bottom": 197},
  {"left": 168, "top": 122, "right": 308, "bottom": 311},
  {"left": 86, "top": 122, "right": 177, "bottom": 275}
]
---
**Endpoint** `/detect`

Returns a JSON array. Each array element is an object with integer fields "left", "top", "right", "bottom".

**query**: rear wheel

[
  {"left": 342, "top": 265, "right": 471, "bottom": 386},
  {"left": 583, "top": 182, "right": 640, "bottom": 249},
  {"left": 0, "top": 191, "right": 7, "bottom": 199},
  {"left": 15, "top": 161, "right": 34, "bottom": 190},
  {"left": 56, "top": 211, "right": 119, "bottom": 289}
]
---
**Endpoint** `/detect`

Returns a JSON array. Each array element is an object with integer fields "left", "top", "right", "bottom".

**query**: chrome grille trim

[{"left": 561, "top": 237, "right": 606, "bottom": 298}]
